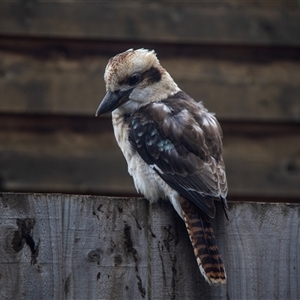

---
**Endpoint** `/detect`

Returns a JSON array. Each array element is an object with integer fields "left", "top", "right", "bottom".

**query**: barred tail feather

[{"left": 180, "top": 197, "right": 226, "bottom": 285}]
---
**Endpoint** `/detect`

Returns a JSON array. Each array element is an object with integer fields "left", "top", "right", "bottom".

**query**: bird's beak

[{"left": 95, "top": 89, "right": 133, "bottom": 117}]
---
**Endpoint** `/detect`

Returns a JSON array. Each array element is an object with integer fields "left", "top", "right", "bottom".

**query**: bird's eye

[{"left": 128, "top": 73, "right": 141, "bottom": 86}]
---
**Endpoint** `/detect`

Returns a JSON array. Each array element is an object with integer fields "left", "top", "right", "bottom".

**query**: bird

[{"left": 95, "top": 48, "right": 228, "bottom": 285}]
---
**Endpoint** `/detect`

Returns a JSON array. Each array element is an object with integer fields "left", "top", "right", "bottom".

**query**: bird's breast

[{"left": 112, "top": 112, "right": 175, "bottom": 203}]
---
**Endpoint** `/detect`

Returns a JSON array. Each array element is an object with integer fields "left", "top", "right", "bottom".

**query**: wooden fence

[
  {"left": 0, "top": 2, "right": 300, "bottom": 299},
  {"left": 1, "top": 193, "right": 299, "bottom": 300}
]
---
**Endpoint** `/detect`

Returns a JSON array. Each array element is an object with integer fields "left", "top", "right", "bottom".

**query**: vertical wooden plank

[
  {"left": 222, "top": 202, "right": 300, "bottom": 299},
  {"left": 61, "top": 195, "right": 149, "bottom": 300},
  {"left": 0, "top": 194, "right": 150, "bottom": 300},
  {"left": 148, "top": 200, "right": 227, "bottom": 300},
  {"left": 0, "top": 193, "right": 63, "bottom": 300}
]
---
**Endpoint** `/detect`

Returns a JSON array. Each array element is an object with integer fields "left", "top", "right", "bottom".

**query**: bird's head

[{"left": 95, "top": 48, "right": 179, "bottom": 116}]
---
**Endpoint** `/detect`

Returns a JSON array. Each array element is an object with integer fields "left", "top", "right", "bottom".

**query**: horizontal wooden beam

[
  {"left": 0, "top": 193, "right": 299, "bottom": 299},
  {"left": 0, "top": 43, "right": 299, "bottom": 122},
  {"left": 0, "top": 3, "right": 300, "bottom": 46},
  {"left": 0, "top": 115, "right": 300, "bottom": 198}
]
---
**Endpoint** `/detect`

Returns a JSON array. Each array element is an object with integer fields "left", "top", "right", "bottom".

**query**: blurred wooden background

[{"left": 0, "top": 1, "right": 300, "bottom": 201}]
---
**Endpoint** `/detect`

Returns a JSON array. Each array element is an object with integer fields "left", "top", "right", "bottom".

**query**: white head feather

[{"left": 98, "top": 49, "right": 180, "bottom": 116}]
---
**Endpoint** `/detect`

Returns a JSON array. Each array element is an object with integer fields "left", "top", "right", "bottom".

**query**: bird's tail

[{"left": 179, "top": 197, "right": 226, "bottom": 285}]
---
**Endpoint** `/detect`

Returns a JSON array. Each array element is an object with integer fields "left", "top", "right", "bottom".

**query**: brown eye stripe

[
  {"left": 142, "top": 67, "right": 162, "bottom": 84},
  {"left": 119, "top": 67, "right": 161, "bottom": 86}
]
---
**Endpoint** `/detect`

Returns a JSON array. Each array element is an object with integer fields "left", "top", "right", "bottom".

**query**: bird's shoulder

[{"left": 128, "top": 90, "right": 223, "bottom": 163}]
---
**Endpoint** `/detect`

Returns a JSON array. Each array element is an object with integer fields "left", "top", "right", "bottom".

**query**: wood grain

[
  {"left": 0, "top": 48, "right": 299, "bottom": 122},
  {"left": 0, "top": 193, "right": 299, "bottom": 299},
  {"left": 0, "top": 115, "right": 133, "bottom": 195},
  {"left": 0, "top": 3, "right": 299, "bottom": 45},
  {"left": 223, "top": 122, "right": 300, "bottom": 198},
  {"left": 1, "top": 115, "right": 300, "bottom": 198},
  {"left": 0, "top": 194, "right": 150, "bottom": 299}
]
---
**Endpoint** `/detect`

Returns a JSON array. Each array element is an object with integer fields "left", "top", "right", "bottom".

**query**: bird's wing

[{"left": 128, "top": 91, "right": 227, "bottom": 218}]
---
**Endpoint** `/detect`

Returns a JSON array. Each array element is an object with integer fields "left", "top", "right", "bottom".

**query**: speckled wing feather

[{"left": 128, "top": 91, "right": 228, "bottom": 218}]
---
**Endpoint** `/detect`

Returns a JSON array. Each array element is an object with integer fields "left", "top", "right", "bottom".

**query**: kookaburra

[{"left": 96, "top": 49, "right": 228, "bottom": 285}]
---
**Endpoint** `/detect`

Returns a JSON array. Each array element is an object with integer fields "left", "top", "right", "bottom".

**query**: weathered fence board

[
  {"left": 1, "top": 116, "right": 300, "bottom": 198},
  {"left": 0, "top": 193, "right": 299, "bottom": 299},
  {"left": 0, "top": 3, "right": 300, "bottom": 45},
  {"left": 0, "top": 47, "right": 299, "bottom": 122}
]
